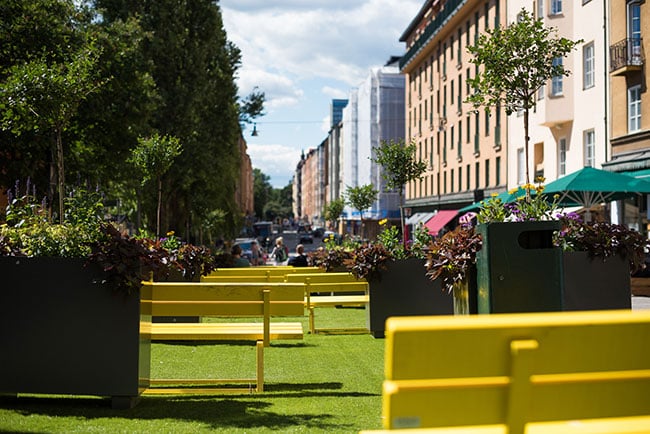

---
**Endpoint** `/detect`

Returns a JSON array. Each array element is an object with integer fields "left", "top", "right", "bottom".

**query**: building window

[
  {"left": 466, "top": 164, "right": 471, "bottom": 191},
  {"left": 458, "top": 166, "right": 463, "bottom": 191},
  {"left": 485, "top": 159, "right": 490, "bottom": 187},
  {"left": 537, "top": 0, "right": 544, "bottom": 18},
  {"left": 495, "top": 156, "right": 501, "bottom": 185},
  {"left": 584, "top": 130, "right": 595, "bottom": 167},
  {"left": 538, "top": 84, "right": 545, "bottom": 100},
  {"left": 475, "top": 162, "right": 480, "bottom": 189},
  {"left": 629, "top": 84, "right": 642, "bottom": 132},
  {"left": 558, "top": 138, "right": 567, "bottom": 176},
  {"left": 551, "top": 0, "right": 562, "bottom": 15},
  {"left": 583, "top": 43, "right": 595, "bottom": 89},
  {"left": 551, "top": 57, "right": 563, "bottom": 95},
  {"left": 517, "top": 148, "right": 526, "bottom": 185}
]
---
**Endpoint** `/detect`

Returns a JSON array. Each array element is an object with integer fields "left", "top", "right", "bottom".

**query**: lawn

[{"left": 0, "top": 307, "right": 385, "bottom": 433}]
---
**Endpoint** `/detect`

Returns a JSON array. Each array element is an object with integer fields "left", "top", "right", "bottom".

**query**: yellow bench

[
  {"left": 363, "top": 310, "right": 650, "bottom": 434},
  {"left": 140, "top": 281, "right": 305, "bottom": 394},
  {"left": 286, "top": 273, "right": 369, "bottom": 334},
  {"left": 202, "top": 266, "right": 325, "bottom": 283}
]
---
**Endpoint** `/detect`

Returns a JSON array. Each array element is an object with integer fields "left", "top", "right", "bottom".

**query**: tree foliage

[
  {"left": 345, "top": 184, "right": 378, "bottom": 238},
  {"left": 128, "top": 133, "right": 182, "bottom": 237},
  {"left": 372, "top": 138, "right": 427, "bottom": 242},
  {"left": 1, "top": 0, "right": 264, "bottom": 242},
  {"left": 324, "top": 198, "right": 345, "bottom": 228},
  {"left": 466, "top": 8, "right": 580, "bottom": 187}
]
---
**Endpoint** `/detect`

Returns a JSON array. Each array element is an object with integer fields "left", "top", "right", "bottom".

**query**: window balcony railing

[
  {"left": 610, "top": 38, "right": 644, "bottom": 74},
  {"left": 400, "top": 0, "right": 467, "bottom": 70}
]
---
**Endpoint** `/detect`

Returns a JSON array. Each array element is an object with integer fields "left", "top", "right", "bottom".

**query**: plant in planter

[
  {"left": 341, "top": 222, "right": 452, "bottom": 338},
  {"left": 425, "top": 225, "right": 482, "bottom": 314},
  {"left": 0, "top": 184, "right": 218, "bottom": 407}
]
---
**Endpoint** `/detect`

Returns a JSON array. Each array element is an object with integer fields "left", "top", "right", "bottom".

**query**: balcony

[
  {"left": 610, "top": 38, "right": 644, "bottom": 76},
  {"left": 400, "top": 0, "right": 468, "bottom": 71}
]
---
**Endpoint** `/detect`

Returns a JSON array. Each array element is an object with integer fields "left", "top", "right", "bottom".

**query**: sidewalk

[{"left": 632, "top": 295, "right": 650, "bottom": 310}]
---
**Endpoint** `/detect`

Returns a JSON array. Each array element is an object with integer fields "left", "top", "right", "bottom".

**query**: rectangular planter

[
  {"left": 563, "top": 251, "right": 631, "bottom": 310},
  {"left": 367, "top": 258, "right": 453, "bottom": 338},
  {"left": 0, "top": 257, "right": 150, "bottom": 408}
]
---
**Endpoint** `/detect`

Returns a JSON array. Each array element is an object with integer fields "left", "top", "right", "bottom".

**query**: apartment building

[
  {"left": 235, "top": 134, "right": 254, "bottom": 217},
  {"left": 507, "top": 0, "right": 607, "bottom": 190},
  {"left": 340, "top": 60, "right": 404, "bottom": 230},
  {"left": 603, "top": 0, "right": 650, "bottom": 230},
  {"left": 400, "top": 0, "right": 507, "bottom": 217}
]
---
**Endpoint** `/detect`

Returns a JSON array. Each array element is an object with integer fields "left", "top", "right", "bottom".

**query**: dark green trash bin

[{"left": 476, "top": 221, "right": 563, "bottom": 313}]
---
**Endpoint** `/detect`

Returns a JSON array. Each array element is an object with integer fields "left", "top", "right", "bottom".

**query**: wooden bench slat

[{"left": 148, "top": 322, "right": 304, "bottom": 340}]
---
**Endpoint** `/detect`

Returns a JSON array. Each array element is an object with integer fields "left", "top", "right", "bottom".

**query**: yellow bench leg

[
  {"left": 309, "top": 307, "right": 315, "bottom": 334},
  {"left": 256, "top": 340, "right": 264, "bottom": 392}
]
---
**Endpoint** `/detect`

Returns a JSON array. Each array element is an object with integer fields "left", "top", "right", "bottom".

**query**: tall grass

[{"left": 0, "top": 307, "right": 385, "bottom": 433}]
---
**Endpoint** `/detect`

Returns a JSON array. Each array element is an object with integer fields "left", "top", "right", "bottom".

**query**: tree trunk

[
  {"left": 55, "top": 126, "right": 65, "bottom": 224},
  {"left": 524, "top": 107, "right": 531, "bottom": 201},
  {"left": 399, "top": 187, "right": 406, "bottom": 247},
  {"left": 156, "top": 176, "right": 162, "bottom": 239}
]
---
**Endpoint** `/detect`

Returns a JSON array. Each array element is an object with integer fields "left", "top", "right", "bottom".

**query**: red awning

[{"left": 424, "top": 210, "right": 459, "bottom": 235}]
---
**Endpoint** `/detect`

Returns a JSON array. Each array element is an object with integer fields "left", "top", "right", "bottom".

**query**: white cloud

[
  {"left": 322, "top": 86, "right": 348, "bottom": 99},
  {"left": 247, "top": 143, "right": 302, "bottom": 187}
]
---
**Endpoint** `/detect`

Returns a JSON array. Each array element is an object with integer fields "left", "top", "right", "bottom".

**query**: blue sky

[{"left": 220, "top": 0, "right": 422, "bottom": 188}]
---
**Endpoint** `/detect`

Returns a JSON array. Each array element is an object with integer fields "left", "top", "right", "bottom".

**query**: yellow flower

[
  {"left": 508, "top": 188, "right": 519, "bottom": 195},
  {"left": 535, "top": 176, "right": 546, "bottom": 183},
  {"left": 491, "top": 192, "right": 498, "bottom": 197},
  {"left": 379, "top": 218, "right": 388, "bottom": 226},
  {"left": 536, "top": 185, "right": 545, "bottom": 193},
  {"left": 553, "top": 194, "right": 560, "bottom": 199},
  {"left": 166, "top": 231, "right": 175, "bottom": 236}
]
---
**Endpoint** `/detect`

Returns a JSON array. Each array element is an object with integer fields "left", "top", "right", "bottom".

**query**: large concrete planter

[
  {"left": 563, "top": 251, "right": 631, "bottom": 310},
  {"left": 0, "top": 257, "right": 150, "bottom": 408},
  {"left": 367, "top": 258, "right": 453, "bottom": 338}
]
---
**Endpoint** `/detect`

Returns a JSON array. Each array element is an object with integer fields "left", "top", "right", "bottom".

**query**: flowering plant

[{"left": 477, "top": 178, "right": 560, "bottom": 223}]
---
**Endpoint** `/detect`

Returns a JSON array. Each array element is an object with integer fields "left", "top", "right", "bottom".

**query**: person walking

[
  {"left": 288, "top": 244, "right": 309, "bottom": 267},
  {"left": 271, "top": 237, "right": 289, "bottom": 265},
  {"left": 250, "top": 240, "right": 262, "bottom": 266}
]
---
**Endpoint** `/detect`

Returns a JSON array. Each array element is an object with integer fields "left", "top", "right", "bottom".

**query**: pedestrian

[
  {"left": 288, "top": 244, "right": 309, "bottom": 267},
  {"left": 231, "top": 244, "right": 251, "bottom": 267},
  {"left": 250, "top": 240, "right": 262, "bottom": 266},
  {"left": 271, "top": 237, "right": 289, "bottom": 265}
]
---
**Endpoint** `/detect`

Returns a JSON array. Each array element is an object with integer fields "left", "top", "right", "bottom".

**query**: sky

[{"left": 220, "top": 0, "right": 423, "bottom": 188}]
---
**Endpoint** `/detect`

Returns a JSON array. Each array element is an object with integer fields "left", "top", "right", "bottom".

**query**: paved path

[{"left": 632, "top": 295, "right": 650, "bottom": 310}]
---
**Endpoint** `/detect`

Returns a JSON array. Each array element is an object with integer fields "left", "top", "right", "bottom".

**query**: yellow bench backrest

[
  {"left": 208, "top": 266, "right": 323, "bottom": 277},
  {"left": 285, "top": 272, "right": 362, "bottom": 284},
  {"left": 141, "top": 281, "right": 305, "bottom": 317},
  {"left": 383, "top": 310, "right": 650, "bottom": 432}
]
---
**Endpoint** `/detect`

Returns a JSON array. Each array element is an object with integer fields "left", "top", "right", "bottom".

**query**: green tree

[
  {"left": 372, "top": 139, "right": 427, "bottom": 244},
  {"left": 253, "top": 168, "right": 273, "bottom": 219},
  {"left": 467, "top": 8, "right": 580, "bottom": 190},
  {"left": 128, "top": 133, "right": 182, "bottom": 238},
  {"left": 345, "top": 184, "right": 378, "bottom": 238},
  {"left": 324, "top": 198, "right": 345, "bottom": 230},
  {"left": 0, "top": 40, "right": 104, "bottom": 222}
]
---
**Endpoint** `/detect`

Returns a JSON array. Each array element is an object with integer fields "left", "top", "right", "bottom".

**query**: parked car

[
  {"left": 299, "top": 232, "right": 314, "bottom": 244},
  {"left": 311, "top": 227, "right": 325, "bottom": 238}
]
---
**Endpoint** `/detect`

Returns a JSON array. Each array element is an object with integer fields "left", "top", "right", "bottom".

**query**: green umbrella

[
  {"left": 541, "top": 166, "right": 650, "bottom": 209},
  {"left": 458, "top": 187, "right": 530, "bottom": 213}
]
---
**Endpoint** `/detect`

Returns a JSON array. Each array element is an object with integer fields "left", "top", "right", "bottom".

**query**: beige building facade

[
  {"left": 603, "top": 0, "right": 650, "bottom": 229},
  {"left": 400, "top": 0, "right": 508, "bottom": 213}
]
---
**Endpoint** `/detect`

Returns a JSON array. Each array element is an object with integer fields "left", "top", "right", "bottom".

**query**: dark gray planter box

[
  {"left": 563, "top": 251, "right": 631, "bottom": 310},
  {"left": 0, "top": 257, "right": 150, "bottom": 408},
  {"left": 367, "top": 258, "right": 453, "bottom": 338}
]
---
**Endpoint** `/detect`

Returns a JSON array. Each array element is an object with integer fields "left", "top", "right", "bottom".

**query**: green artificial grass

[{"left": 0, "top": 307, "right": 385, "bottom": 433}]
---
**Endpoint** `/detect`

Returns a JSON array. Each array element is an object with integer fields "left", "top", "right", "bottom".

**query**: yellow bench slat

[{"left": 148, "top": 322, "right": 303, "bottom": 340}]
